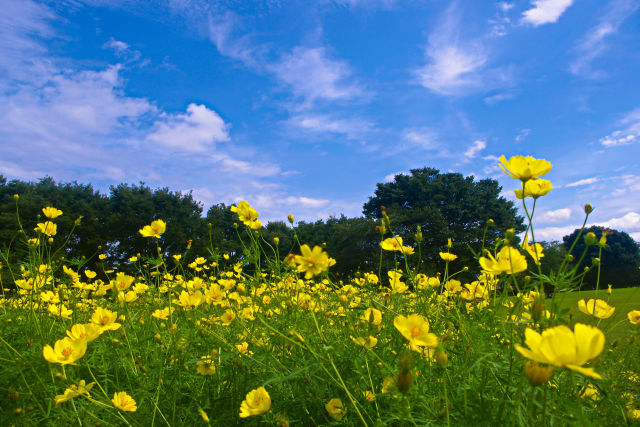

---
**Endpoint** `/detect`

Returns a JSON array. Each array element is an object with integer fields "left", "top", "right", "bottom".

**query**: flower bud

[
  {"left": 584, "top": 232, "right": 597, "bottom": 246},
  {"left": 396, "top": 353, "right": 412, "bottom": 394},
  {"left": 525, "top": 361, "right": 553, "bottom": 386},
  {"left": 287, "top": 214, "right": 294, "bottom": 224},
  {"left": 447, "top": 238, "right": 452, "bottom": 248},
  {"left": 487, "top": 219, "right": 495, "bottom": 227},
  {"left": 505, "top": 228, "right": 515, "bottom": 242},
  {"left": 273, "top": 237, "right": 280, "bottom": 245},
  {"left": 436, "top": 351, "right": 448, "bottom": 367},
  {"left": 591, "top": 257, "right": 600, "bottom": 267},
  {"left": 584, "top": 204, "right": 594, "bottom": 214},
  {"left": 598, "top": 234, "right": 607, "bottom": 248}
]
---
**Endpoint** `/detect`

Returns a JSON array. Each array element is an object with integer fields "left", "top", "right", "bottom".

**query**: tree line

[{"left": 1, "top": 170, "right": 638, "bottom": 288}]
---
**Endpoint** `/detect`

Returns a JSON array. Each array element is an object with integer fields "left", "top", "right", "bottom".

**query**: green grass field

[{"left": 553, "top": 287, "right": 640, "bottom": 340}]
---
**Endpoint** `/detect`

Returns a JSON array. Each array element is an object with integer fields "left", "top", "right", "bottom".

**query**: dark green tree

[
  {"left": 294, "top": 216, "right": 380, "bottom": 278},
  {"left": 562, "top": 226, "right": 640, "bottom": 289},
  {"left": 104, "top": 183, "right": 207, "bottom": 265},
  {"left": 362, "top": 168, "right": 524, "bottom": 274}
]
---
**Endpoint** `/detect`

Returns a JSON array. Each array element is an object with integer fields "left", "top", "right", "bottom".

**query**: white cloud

[
  {"left": 416, "top": 5, "right": 511, "bottom": 96},
  {"left": 464, "top": 139, "right": 486, "bottom": 158},
  {"left": 210, "top": 153, "right": 280, "bottom": 177},
  {"left": 282, "top": 196, "right": 330, "bottom": 209},
  {"left": 535, "top": 225, "right": 577, "bottom": 241},
  {"left": 146, "top": 104, "right": 229, "bottom": 153},
  {"left": 600, "top": 108, "right": 640, "bottom": 147},
  {"left": 403, "top": 127, "right": 439, "bottom": 150},
  {"left": 271, "top": 46, "right": 362, "bottom": 106},
  {"left": 289, "top": 113, "right": 371, "bottom": 139},
  {"left": 521, "top": 0, "right": 574, "bottom": 26},
  {"left": 597, "top": 211, "right": 640, "bottom": 230},
  {"left": 384, "top": 171, "right": 408, "bottom": 182},
  {"left": 488, "top": 2, "right": 514, "bottom": 37},
  {"left": 569, "top": 0, "right": 639, "bottom": 77},
  {"left": 537, "top": 208, "right": 572, "bottom": 223},
  {"left": 515, "top": 128, "right": 530, "bottom": 142},
  {"left": 565, "top": 177, "right": 599, "bottom": 187},
  {"left": 484, "top": 92, "right": 516, "bottom": 105}
]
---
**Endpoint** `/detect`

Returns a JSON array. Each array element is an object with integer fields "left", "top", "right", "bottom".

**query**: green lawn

[{"left": 552, "top": 287, "right": 640, "bottom": 340}]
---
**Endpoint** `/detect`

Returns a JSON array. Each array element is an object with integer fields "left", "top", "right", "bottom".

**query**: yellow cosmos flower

[
  {"left": 521, "top": 237, "right": 544, "bottom": 265},
  {"left": 48, "top": 303, "right": 73, "bottom": 319},
  {"left": 479, "top": 246, "right": 527, "bottom": 275},
  {"left": 350, "top": 335, "right": 378, "bottom": 348},
  {"left": 43, "top": 337, "right": 88, "bottom": 365},
  {"left": 42, "top": 206, "right": 63, "bottom": 219},
  {"left": 220, "top": 309, "right": 236, "bottom": 326},
  {"left": 139, "top": 219, "right": 166, "bottom": 238},
  {"left": 294, "top": 244, "right": 335, "bottom": 279},
  {"left": 66, "top": 323, "right": 102, "bottom": 342},
  {"left": 578, "top": 299, "right": 615, "bottom": 319},
  {"left": 177, "top": 290, "right": 204, "bottom": 309},
  {"left": 362, "top": 308, "right": 382, "bottom": 326},
  {"left": 35, "top": 221, "right": 57, "bottom": 236},
  {"left": 514, "top": 179, "right": 553, "bottom": 199},
  {"left": 380, "top": 237, "right": 403, "bottom": 251},
  {"left": 231, "top": 201, "right": 260, "bottom": 226},
  {"left": 325, "top": 398, "right": 346, "bottom": 421},
  {"left": 90, "top": 307, "right": 121, "bottom": 332},
  {"left": 196, "top": 356, "right": 216, "bottom": 375},
  {"left": 628, "top": 310, "right": 640, "bottom": 325},
  {"left": 514, "top": 323, "right": 605, "bottom": 379},
  {"left": 498, "top": 155, "right": 552, "bottom": 181},
  {"left": 439, "top": 252, "right": 458, "bottom": 262},
  {"left": 239, "top": 386, "right": 271, "bottom": 418},
  {"left": 54, "top": 380, "right": 95, "bottom": 407},
  {"left": 117, "top": 290, "right": 138, "bottom": 303},
  {"left": 111, "top": 272, "right": 135, "bottom": 291},
  {"left": 394, "top": 314, "right": 439, "bottom": 351},
  {"left": 151, "top": 307, "right": 172, "bottom": 320},
  {"left": 112, "top": 391, "right": 137, "bottom": 412}
]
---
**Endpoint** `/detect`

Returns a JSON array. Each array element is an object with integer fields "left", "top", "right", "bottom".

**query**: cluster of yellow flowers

[{"left": 230, "top": 200, "right": 262, "bottom": 230}]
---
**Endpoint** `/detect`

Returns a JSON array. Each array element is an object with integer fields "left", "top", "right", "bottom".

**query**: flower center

[
  {"left": 62, "top": 347, "right": 73, "bottom": 359},
  {"left": 411, "top": 326, "right": 421, "bottom": 337}
]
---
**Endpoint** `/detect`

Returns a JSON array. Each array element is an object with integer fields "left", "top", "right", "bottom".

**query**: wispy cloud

[
  {"left": 288, "top": 113, "right": 372, "bottom": 139},
  {"left": 403, "top": 127, "right": 439, "bottom": 151},
  {"left": 488, "top": 2, "right": 514, "bottom": 37},
  {"left": 464, "top": 139, "right": 486, "bottom": 159},
  {"left": 416, "top": 5, "right": 511, "bottom": 96},
  {"left": 270, "top": 46, "right": 363, "bottom": 107},
  {"left": 515, "top": 128, "right": 531, "bottom": 142},
  {"left": 569, "top": 0, "right": 640, "bottom": 77},
  {"left": 520, "top": 0, "right": 574, "bottom": 27},
  {"left": 565, "top": 177, "right": 599, "bottom": 187},
  {"left": 600, "top": 108, "right": 640, "bottom": 147},
  {"left": 484, "top": 92, "right": 516, "bottom": 105}
]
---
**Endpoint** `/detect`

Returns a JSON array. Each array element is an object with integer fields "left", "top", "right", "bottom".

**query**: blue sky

[{"left": 1, "top": 0, "right": 639, "bottom": 242}]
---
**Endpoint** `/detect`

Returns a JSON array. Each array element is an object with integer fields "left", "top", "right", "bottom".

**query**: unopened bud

[
  {"left": 505, "top": 228, "right": 515, "bottom": 242},
  {"left": 287, "top": 214, "right": 294, "bottom": 224},
  {"left": 597, "top": 234, "right": 607, "bottom": 248},
  {"left": 447, "top": 238, "right": 452, "bottom": 248},
  {"left": 584, "top": 232, "right": 597, "bottom": 246},
  {"left": 487, "top": 219, "right": 495, "bottom": 227},
  {"left": 273, "top": 237, "right": 280, "bottom": 245},
  {"left": 592, "top": 257, "right": 600, "bottom": 267},
  {"left": 436, "top": 351, "right": 448, "bottom": 367},
  {"left": 584, "top": 204, "right": 594, "bottom": 214},
  {"left": 396, "top": 353, "right": 412, "bottom": 394},
  {"left": 525, "top": 361, "right": 554, "bottom": 386}
]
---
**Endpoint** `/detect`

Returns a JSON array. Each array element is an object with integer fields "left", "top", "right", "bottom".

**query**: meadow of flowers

[{"left": 1, "top": 155, "right": 639, "bottom": 426}]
